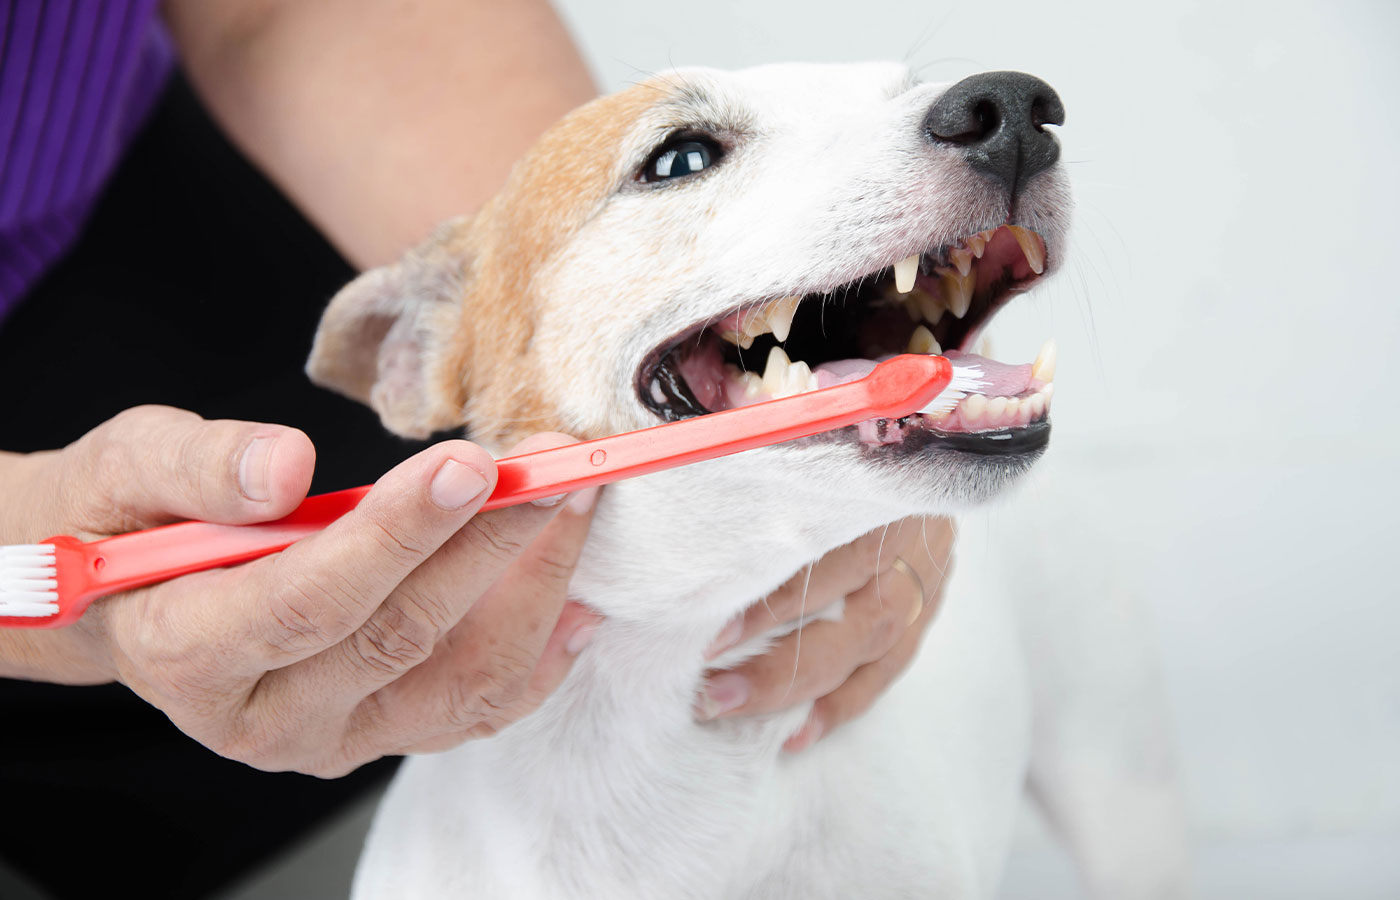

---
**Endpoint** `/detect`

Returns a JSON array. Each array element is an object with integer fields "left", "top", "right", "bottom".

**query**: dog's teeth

[
  {"left": 740, "top": 371, "right": 763, "bottom": 398},
  {"left": 942, "top": 270, "right": 975, "bottom": 319},
  {"left": 766, "top": 295, "right": 801, "bottom": 342},
  {"left": 949, "top": 247, "right": 973, "bottom": 277},
  {"left": 893, "top": 254, "right": 920, "bottom": 294},
  {"left": 761, "top": 346, "right": 792, "bottom": 395},
  {"left": 906, "top": 324, "right": 941, "bottom": 355},
  {"left": 740, "top": 310, "right": 773, "bottom": 340},
  {"left": 986, "top": 396, "right": 1008, "bottom": 420},
  {"left": 719, "top": 329, "right": 755, "bottom": 349},
  {"left": 783, "top": 359, "right": 815, "bottom": 397},
  {"left": 917, "top": 290, "right": 945, "bottom": 326},
  {"left": 1004, "top": 397, "right": 1022, "bottom": 420},
  {"left": 650, "top": 379, "right": 666, "bottom": 404},
  {"left": 1031, "top": 338, "right": 1057, "bottom": 382},
  {"left": 1028, "top": 393, "right": 1046, "bottom": 418},
  {"left": 1042, "top": 382, "right": 1055, "bottom": 411},
  {"left": 1007, "top": 225, "right": 1046, "bottom": 275},
  {"left": 966, "top": 233, "right": 987, "bottom": 258},
  {"left": 903, "top": 296, "right": 923, "bottom": 321},
  {"left": 961, "top": 394, "right": 987, "bottom": 426}
]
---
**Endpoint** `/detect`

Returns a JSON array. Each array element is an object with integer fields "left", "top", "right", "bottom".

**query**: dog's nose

[{"left": 923, "top": 71, "right": 1065, "bottom": 197}]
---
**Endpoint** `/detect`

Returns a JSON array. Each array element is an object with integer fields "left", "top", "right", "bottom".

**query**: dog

[{"left": 307, "top": 62, "right": 1186, "bottom": 899}]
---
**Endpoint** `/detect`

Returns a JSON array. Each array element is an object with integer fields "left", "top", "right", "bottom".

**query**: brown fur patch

[{"left": 430, "top": 82, "right": 668, "bottom": 447}]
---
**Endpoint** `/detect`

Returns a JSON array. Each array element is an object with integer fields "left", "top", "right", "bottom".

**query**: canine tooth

[
  {"left": 1008, "top": 226, "right": 1046, "bottom": 275},
  {"left": 942, "top": 270, "right": 975, "bottom": 319},
  {"left": 949, "top": 247, "right": 973, "bottom": 277},
  {"left": 761, "top": 346, "right": 792, "bottom": 395},
  {"left": 1031, "top": 338, "right": 1057, "bottom": 382},
  {"left": 966, "top": 233, "right": 987, "bottom": 258},
  {"left": 766, "top": 295, "right": 801, "bottom": 342},
  {"left": 906, "top": 324, "right": 941, "bottom": 355},
  {"left": 917, "top": 291, "right": 945, "bottom": 326},
  {"left": 986, "top": 396, "right": 1008, "bottom": 420},
  {"left": 893, "top": 254, "right": 920, "bottom": 294}
]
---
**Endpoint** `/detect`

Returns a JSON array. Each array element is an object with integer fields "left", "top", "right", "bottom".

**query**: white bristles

[
  {"left": 917, "top": 364, "right": 986, "bottom": 415},
  {"left": 0, "top": 543, "right": 60, "bottom": 617}
]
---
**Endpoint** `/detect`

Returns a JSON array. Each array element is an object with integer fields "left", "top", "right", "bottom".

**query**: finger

[
  {"left": 52, "top": 405, "right": 316, "bottom": 535},
  {"left": 253, "top": 434, "right": 593, "bottom": 726},
  {"left": 698, "top": 562, "right": 924, "bottom": 720},
  {"left": 206, "top": 439, "right": 500, "bottom": 675},
  {"left": 704, "top": 524, "right": 904, "bottom": 660},
  {"left": 347, "top": 495, "right": 600, "bottom": 754},
  {"left": 785, "top": 562, "right": 946, "bottom": 752}
]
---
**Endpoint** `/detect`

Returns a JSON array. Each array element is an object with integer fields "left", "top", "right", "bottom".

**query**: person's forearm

[{"left": 164, "top": 0, "right": 598, "bottom": 269}]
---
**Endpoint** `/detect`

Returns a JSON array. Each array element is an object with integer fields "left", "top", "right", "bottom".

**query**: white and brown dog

[{"left": 308, "top": 63, "right": 1186, "bottom": 900}]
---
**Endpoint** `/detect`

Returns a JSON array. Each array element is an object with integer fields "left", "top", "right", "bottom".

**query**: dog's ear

[{"left": 306, "top": 219, "right": 471, "bottom": 439}]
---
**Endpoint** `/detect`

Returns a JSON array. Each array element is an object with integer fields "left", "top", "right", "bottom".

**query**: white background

[{"left": 546, "top": 1, "right": 1399, "bottom": 896}]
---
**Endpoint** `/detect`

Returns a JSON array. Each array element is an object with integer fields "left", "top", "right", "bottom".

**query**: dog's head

[{"left": 309, "top": 63, "right": 1069, "bottom": 607}]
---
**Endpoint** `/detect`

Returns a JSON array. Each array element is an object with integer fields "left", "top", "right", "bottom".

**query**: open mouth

[{"left": 636, "top": 224, "right": 1058, "bottom": 454}]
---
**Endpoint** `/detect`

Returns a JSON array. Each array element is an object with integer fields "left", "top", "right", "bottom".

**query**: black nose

[{"left": 923, "top": 71, "right": 1065, "bottom": 197}]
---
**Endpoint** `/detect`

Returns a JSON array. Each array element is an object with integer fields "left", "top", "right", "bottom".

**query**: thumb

[{"left": 51, "top": 405, "right": 316, "bottom": 536}]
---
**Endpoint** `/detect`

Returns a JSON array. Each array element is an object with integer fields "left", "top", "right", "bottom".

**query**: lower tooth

[
  {"left": 1028, "top": 394, "right": 1045, "bottom": 418},
  {"left": 650, "top": 379, "right": 666, "bottom": 404},
  {"left": 906, "top": 324, "right": 941, "bottom": 355},
  {"left": 986, "top": 396, "right": 1008, "bottom": 421},
  {"left": 943, "top": 271, "right": 975, "bottom": 319},
  {"left": 1004, "top": 397, "right": 1021, "bottom": 420},
  {"left": 961, "top": 394, "right": 987, "bottom": 424},
  {"left": 917, "top": 291, "right": 945, "bottom": 325}
]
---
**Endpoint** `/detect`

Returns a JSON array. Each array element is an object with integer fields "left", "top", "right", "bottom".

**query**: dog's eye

[{"left": 641, "top": 138, "right": 722, "bottom": 183}]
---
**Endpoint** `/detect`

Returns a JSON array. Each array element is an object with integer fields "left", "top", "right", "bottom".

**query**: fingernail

[
  {"left": 705, "top": 615, "right": 744, "bottom": 659},
  {"left": 238, "top": 436, "right": 278, "bottom": 502},
  {"left": 566, "top": 619, "right": 600, "bottom": 655},
  {"left": 784, "top": 712, "right": 824, "bottom": 753},
  {"left": 697, "top": 672, "right": 749, "bottom": 720},
  {"left": 566, "top": 485, "right": 600, "bottom": 515},
  {"left": 532, "top": 493, "right": 568, "bottom": 508},
  {"left": 430, "top": 459, "right": 490, "bottom": 510}
]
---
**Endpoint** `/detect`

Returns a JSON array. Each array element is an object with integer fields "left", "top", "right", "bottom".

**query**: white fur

[{"left": 345, "top": 63, "right": 1183, "bottom": 899}]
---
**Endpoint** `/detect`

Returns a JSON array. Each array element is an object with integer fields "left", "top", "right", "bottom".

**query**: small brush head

[
  {"left": 0, "top": 544, "right": 60, "bottom": 618},
  {"left": 917, "top": 364, "right": 986, "bottom": 415}
]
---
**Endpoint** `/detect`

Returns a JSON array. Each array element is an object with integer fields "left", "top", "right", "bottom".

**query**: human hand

[
  {"left": 0, "top": 406, "right": 600, "bottom": 776},
  {"left": 696, "top": 516, "right": 954, "bottom": 751}
]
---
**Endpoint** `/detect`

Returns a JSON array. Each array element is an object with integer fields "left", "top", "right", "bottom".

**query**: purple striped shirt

[{"left": 0, "top": 1, "right": 173, "bottom": 326}]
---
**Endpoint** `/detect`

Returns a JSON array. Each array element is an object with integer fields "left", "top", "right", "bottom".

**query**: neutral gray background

[{"left": 205, "top": 1, "right": 1400, "bottom": 897}]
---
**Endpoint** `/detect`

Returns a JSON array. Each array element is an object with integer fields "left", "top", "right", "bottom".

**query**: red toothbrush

[{"left": 0, "top": 354, "right": 981, "bottom": 628}]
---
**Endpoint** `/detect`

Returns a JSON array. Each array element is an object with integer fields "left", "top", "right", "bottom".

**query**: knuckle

[
  {"left": 350, "top": 605, "right": 438, "bottom": 675},
  {"left": 364, "top": 515, "right": 428, "bottom": 569},
  {"left": 263, "top": 571, "right": 359, "bottom": 656},
  {"left": 443, "top": 647, "right": 536, "bottom": 731},
  {"left": 464, "top": 516, "right": 529, "bottom": 564}
]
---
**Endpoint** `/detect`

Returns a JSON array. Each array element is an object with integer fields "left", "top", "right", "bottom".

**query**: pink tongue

[{"left": 813, "top": 352, "right": 1032, "bottom": 396}]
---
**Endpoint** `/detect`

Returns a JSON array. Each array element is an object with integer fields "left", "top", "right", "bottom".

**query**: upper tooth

[
  {"left": 893, "top": 254, "right": 920, "bottom": 293},
  {"left": 741, "top": 309, "right": 771, "bottom": 339},
  {"left": 1031, "top": 338, "right": 1057, "bottom": 382},
  {"left": 917, "top": 290, "right": 945, "bottom": 326},
  {"left": 766, "top": 295, "right": 800, "bottom": 342},
  {"left": 719, "top": 329, "right": 754, "bottom": 349},
  {"left": 1008, "top": 226, "right": 1045, "bottom": 275},
  {"left": 942, "top": 270, "right": 975, "bottom": 319},
  {"left": 903, "top": 296, "right": 924, "bottom": 321},
  {"left": 948, "top": 247, "right": 973, "bottom": 277},
  {"left": 761, "top": 346, "right": 792, "bottom": 395},
  {"left": 966, "top": 233, "right": 987, "bottom": 258},
  {"left": 906, "top": 324, "right": 942, "bottom": 355}
]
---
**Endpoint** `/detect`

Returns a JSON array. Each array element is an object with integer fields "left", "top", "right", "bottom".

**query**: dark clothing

[{"left": 0, "top": 74, "right": 433, "bottom": 899}]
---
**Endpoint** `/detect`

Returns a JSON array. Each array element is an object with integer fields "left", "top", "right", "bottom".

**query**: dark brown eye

[{"left": 641, "top": 138, "right": 722, "bottom": 183}]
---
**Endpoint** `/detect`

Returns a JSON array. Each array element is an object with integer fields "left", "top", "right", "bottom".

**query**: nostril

[{"left": 923, "top": 70, "right": 1065, "bottom": 196}]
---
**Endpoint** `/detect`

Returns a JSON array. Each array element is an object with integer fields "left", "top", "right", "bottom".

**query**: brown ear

[{"left": 306, "top": 219, "right": 471, "bottom": 439}]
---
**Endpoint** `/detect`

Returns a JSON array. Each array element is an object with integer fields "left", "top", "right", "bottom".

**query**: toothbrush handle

[{"left": 72, "top": 354, "right": 952, "bottom": 602}]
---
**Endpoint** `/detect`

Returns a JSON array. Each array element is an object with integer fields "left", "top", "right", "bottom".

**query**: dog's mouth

[{"left": 636, "top": 224, "right": 1057, "bottom": 454}]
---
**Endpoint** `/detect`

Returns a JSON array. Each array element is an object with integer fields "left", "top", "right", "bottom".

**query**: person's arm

[
  {"left": 163, "top": 0, "right": 957, "bottom": 748},
  {"left": 163, "top": 0, "right": 597, "bottom": 269}
]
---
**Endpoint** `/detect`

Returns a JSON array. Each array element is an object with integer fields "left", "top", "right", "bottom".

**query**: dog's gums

[{"left": 638, "top": 223, "right": 1056, "bottom": 450}]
